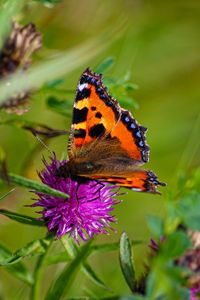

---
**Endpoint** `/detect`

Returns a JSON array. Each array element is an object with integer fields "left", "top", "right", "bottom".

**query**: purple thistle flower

[
  {"left": 32, "top": 155, "right": 121, "bottom": 244},
  {"left": 190, "top": 285, "right": 200, "bottom": 300}
]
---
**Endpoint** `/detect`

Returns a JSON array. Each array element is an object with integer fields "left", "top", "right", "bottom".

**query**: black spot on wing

[
  {"left": 79, "top": 75, "right": 87, "bottom": 84},
  {"left": 95, "top": 112, "right": 102, "bottom": 119},
  {"left": 89, "top": 124, "right": 106, "bottom": 138},
  {"left": 91, "top": 106, "right": 96, "bottom": 111},
  {"left": 76, "top": 88, "right": 91, "bottom": 101},
  {"left": 73, "top": 107, "right": 88, "bottom": 124},
  {"left": 74, "top": 129, "right": 86, "bottom": 138}
]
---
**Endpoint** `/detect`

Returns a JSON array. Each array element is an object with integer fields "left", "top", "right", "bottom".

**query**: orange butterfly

[{"left": 57, "top": 68, "right": 165, "bottom": 194}]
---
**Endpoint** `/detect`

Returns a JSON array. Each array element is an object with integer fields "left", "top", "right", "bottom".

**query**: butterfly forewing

[{"left": 68, "top": 68, "right": 121, "bottom": 159}]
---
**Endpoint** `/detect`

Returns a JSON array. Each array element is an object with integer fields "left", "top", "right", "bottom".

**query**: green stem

[
  {"left": 1, "top": 173, "right": 68, "bottom": 199},
  {"left": 31, "top": 237, "right": 53, "bottom": 300},
  {"left": 60, "top": 238, "right": 77, "bottom": 260},
  {"left": 45, "top": 240, "right": 92, "bottom": 300}
]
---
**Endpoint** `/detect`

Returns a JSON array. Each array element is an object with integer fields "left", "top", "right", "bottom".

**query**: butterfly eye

[
  {"left": 54, "top": 163, "right": 69, "bottom": 177},
  {"left": 86, "top": 163, "right": 94, "bottom": 170}
]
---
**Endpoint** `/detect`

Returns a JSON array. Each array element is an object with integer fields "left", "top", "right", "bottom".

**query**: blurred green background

[{"left": 0, "top": 0, "right": 200, "bottom": 298}]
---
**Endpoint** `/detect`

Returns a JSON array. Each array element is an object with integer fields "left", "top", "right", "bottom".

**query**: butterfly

[{"left": 57, "top": 68, "right": 165, "bottom": 194}]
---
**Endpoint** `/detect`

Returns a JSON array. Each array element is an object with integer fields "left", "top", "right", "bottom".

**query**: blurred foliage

[
  {"left": 0, "top": 0, "right": 24, "bottom": 47},
  {"left": 0, "top": 0, "right": 200, "bottom": 299},
  {"left": 33, "top": 0, "right": 63, "bottom": 4}
]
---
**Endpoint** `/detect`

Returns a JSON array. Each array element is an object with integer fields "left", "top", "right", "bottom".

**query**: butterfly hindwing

[{"left": 89, "top": 170, "right": 165, "bottom": 194}]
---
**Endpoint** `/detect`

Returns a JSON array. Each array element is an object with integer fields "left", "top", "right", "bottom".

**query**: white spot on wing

[
  {"left": 132, "top": 188, "right": 142, "bottom": 192},
  {"left": 78, "top": 83, "right": 88, "bottom": 91}
]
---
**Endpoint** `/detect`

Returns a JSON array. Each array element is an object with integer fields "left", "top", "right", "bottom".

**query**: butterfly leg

[
  {"left": 87, "top": 180, "right": 106, "bottom": 202},
  {"left": 75, "top": 181, "right": 83, "bottom": 205}
]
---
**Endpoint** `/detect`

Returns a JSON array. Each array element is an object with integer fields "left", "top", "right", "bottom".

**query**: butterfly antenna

[{"left": 35, "top": 134, "right": 53, "bottom": 155}]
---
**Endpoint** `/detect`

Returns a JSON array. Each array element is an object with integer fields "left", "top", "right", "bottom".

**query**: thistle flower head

[
  {"left": 0, "top": 22, "right": 42, "bottom": 114},
  {"left": 32, "top": 155, "right": 121, "bottom": 243},
  {"left": 0, "top": 22, "right": 42, "bottom": 79},
  {"left": 190, "top": 284, "right": 200, "bottom": 300}
]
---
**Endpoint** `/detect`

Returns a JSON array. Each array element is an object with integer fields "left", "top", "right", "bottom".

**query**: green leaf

[
  {"left": 173, "top": 287, "right": 190, "bottom": 300},
  {"left": 123, "top": 82, "right": 139, "bottom": 91},
  {"left": 119, "top": 232, "right": 136, "bottom": 293},
  {"left": 119, "top": 95, "right": 139, "bottom": 108},
  {"left": 146, "top": 270, "right": 190, "bottom": 300},
  {"left": 161, "top": 231, "right": 191, "bottom": 259},
  {"left": 162, "top": 232, "right": 191, "bottom": 261},
  {"left": 147, "top": 263, "right": 190, "bottom": 300},
  {"left": 0, "top": 243, "right": 33, "bottom": 285},
  {"left": 178, "top": 192, "right": 200, "bottom": 230},
  {"left": 147, "top": 215, "right": 164, "bottom": 238},
  {"left": 0, "top": 209, "right": 44, "bottom": 226},
  {"left": 177, "top": 173, "right": 188, "bottom": 191},
  {"left": 102, "top": 74, "right": 139, "bottom": 110},
  {"left": 46, "top": 96, "right": 72, "bottom": 116},
  {"left": 145, "top": 270, "right": 155, "bottom": 298},
  {"left": 45, "top": 240, "right": 92, "bottom": 300},
  {"left": 2, "top": 173, "right": 68, "bottom": 199},
  {"left": 165, "top": 202, "right": 181, "bottom": 233},
  {"left": 82, "top": 262, "right": 111, "bottom": 291},
  {"left": 0, "top": 236, "right": 52, "bottom": 265},
  {"left": 95, "top": 57, "right": 115, "bottom": 73}
]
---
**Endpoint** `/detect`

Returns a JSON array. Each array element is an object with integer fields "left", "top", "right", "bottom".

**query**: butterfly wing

[
  {"left": 88, "top": 170, "right": 166, "bottom": 194},
  {"left": 66, "top": 68, "right": 165, "bottom": 193},
  {"left": 68, "top": 68, "right": 149, "bottom": 165},
  {"left": 109, "top": 109, "right": 149, "bottom": 163},
  {"left": 68, "top": 68, "right": 121, "bottom": 159}
]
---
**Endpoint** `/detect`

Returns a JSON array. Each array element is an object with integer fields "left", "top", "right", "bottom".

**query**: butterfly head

[{"left": 54, "top": 162, "right": 70, "bottom": 178}]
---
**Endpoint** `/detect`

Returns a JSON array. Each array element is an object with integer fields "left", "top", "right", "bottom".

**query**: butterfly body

[
  {"left": 58, "top": 68, "right": 165, "bottom": 193},
  {"left": 59, "top": 156, "right": 139, "bottom": 178}
]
